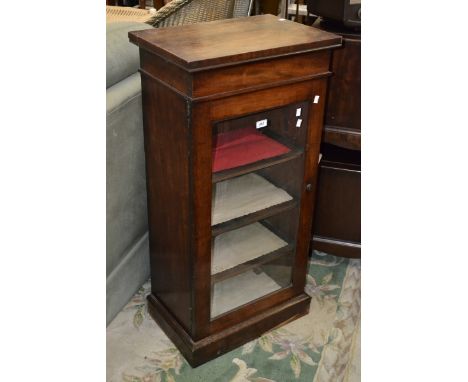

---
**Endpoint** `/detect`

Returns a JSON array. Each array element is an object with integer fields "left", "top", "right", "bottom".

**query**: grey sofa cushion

[
  {"left": 106, "top": 72, "right": 148, "bottom": 277},
  {"left": 106, "top": 22, "right": 153, "bottom": 89},
  {"left": 106, "top": 72, "right": 150, "bottom": 325}
]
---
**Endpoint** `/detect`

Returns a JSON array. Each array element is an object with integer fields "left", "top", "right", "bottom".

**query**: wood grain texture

[
  {"left": 192, "top": 51, "right": 331, "bottom": 97},
  {"left": 140, "top": 74, "right": 193, "bottom": 333},
  {"left": 129, "top": 14, "right": 341, "bottom": 71}
]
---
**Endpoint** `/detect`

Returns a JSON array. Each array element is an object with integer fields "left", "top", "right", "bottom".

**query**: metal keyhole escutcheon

[{"left": 306, "top": 184, "right": 313, "bottom": 192}]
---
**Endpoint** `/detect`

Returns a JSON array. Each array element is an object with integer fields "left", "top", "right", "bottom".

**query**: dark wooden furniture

[
  {"left": 129, "top": 15, "right": 340, "bottom": 366},
  {"left": 311, "top": 19, "right": 361, "bottom": 258}
]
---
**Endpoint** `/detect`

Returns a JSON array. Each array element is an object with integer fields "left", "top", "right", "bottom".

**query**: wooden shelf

[
  {"left": 212, "top": 173, "right": 294, "bottom": 226},
  {"left": 212, "top": 200, "right": 296, "bottom": 237},
  {"left": 212, "top": 222, "right": 290, "bottom": 274},
  {"left": 211, "top": 270, "right": 283, "bottom": 318},
  {"left": 212, "top": 148, "right": 303, "bottom": 183},
  {"left": 212, "top": 244, "right": 294, "bottom": 285}
]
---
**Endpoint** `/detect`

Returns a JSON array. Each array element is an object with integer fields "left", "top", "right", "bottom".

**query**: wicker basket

[
  {"left": 107, "top": 0, "right": 251, "bottom": 27},
  {"left": 106, "top": 6, "right": 155, "bottom": 23}
]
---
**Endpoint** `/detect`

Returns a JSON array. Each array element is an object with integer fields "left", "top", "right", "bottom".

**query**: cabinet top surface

[{"left": 128, "top": 14, "right": 341, "bottom": 71}]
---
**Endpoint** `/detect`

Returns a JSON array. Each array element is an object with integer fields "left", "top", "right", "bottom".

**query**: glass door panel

[{"left": 210, "top": 102, "right": 309, "bottom": 319}]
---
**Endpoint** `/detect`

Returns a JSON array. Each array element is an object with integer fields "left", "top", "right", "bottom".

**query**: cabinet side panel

[{"left": 141, "top": 75, "right": 192, "bottom": 332}]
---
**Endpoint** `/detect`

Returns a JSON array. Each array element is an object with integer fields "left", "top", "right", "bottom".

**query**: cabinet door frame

[{"left": 190, "top": 78, "right": 328, "bottom": 338}]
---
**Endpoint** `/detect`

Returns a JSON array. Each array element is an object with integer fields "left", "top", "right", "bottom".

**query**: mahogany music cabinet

[{"left": 129, "top": 15, "right": 341, "bottom": 366}]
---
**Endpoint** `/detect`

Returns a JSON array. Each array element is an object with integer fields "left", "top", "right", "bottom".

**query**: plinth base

[{"left": 147, "top": 292, "right": 311, "bottom": 367}]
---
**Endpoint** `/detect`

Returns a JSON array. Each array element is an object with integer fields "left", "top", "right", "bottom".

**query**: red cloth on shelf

[{"left": 212, "top": 127, "right": 290, "bottom": 173}]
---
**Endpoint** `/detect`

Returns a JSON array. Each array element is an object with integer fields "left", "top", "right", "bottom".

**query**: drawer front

[{"left": 193, "top": 51, "right": 331, "bottom": 98}]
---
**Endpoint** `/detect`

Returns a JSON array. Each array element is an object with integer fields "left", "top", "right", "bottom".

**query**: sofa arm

[
  {"left": 106, "top": 72, "right": 149, "bottom": 324},
  {"left": 106, "top": 21, "right": 153, "bottom": 89}
]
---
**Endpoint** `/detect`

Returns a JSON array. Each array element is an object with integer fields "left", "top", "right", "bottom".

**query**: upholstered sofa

[{"left": 106, "top": 21, "right": 153, "bottom": 325}]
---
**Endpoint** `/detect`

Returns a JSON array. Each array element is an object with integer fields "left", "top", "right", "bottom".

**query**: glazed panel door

[
  {"left": 209, "top": 100, "right": 311, "bottom": 319},
  {"left": 190, "top": 78, "right": 328, "bottom": 337}
]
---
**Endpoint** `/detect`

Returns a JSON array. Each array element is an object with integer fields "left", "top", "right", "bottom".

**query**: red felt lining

[{"left": 212, "top": 127, "right": 291, "bottom": 173}]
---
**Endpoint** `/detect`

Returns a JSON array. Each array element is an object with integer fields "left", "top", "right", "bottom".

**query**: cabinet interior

[{"left": 210, "top": 102, "right": 308, "bottom": 319}]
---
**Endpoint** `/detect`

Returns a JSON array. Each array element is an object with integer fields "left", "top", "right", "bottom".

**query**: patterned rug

[{"left": 107, "top": 251, "right": 361, "bottom": 382}]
